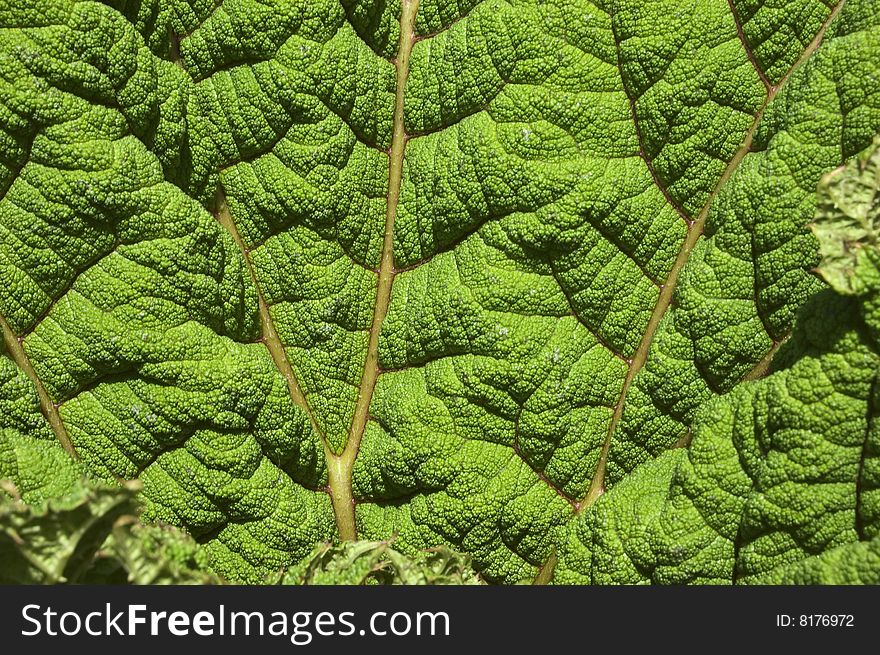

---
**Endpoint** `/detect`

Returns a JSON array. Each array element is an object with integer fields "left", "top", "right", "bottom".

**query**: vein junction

[{"left": 327, "top": 0, "right": 421, "bottom": 540}]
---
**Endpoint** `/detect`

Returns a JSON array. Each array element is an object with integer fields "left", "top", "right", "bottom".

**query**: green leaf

[
  {"left": 555, "top": 221, "right": 880, "bottom": 583},
  {"left": 771, "top": 537, "right": 880, "bottom": 584},
  {"left": 281, "top": 540, "right": 480, "bottom": 585},
  {"left": 0, "top": 428, "right": 82, "bottom": 503},
  {"left": 0, "top": 0, "right": 879, "bottom": 583},
  {"left": 0, "top": 478, "right": 138, "bottom": 583},
  {"left": 90, "top": 519, "right": 222, "bottom": 584},
  {"left": 811, "top": 136, "right": 880, "bottom": 296},
  {"left": 0, "top": 431, "right": 217, "bottom": 584}
]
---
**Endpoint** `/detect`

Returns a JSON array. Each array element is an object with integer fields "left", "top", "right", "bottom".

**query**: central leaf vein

[{"left": 328, "top": 0, "right": 422, "bottom": 541}]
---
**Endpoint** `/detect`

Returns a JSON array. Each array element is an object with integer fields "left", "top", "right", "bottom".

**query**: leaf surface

[
  {"left": 555, "top": 137, "right": 880, "bottom": 584},
  {"left": 0, "top": 0, "right": 879, "bottom": 582}
]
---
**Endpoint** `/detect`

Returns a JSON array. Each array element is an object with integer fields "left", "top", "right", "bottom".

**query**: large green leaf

[{"left": 0, "top": 0, "right": 878, "bottom": 583}]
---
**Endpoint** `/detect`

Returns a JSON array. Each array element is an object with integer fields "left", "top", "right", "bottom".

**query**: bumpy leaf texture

[
  {"left": 0, "top": 0, "right": 878, "bottom": 583},
  {"left": 281, "top": 540, "right": 480, "bottom": 584},
  {"left": 0, "top": 459, "right": 221, "bottom": 584},
  {"left": 556, "top": 140, "right": 880, "bottom": 583},
  {"left": 1, "top": 479, "right": 138, "bottom": 583}
]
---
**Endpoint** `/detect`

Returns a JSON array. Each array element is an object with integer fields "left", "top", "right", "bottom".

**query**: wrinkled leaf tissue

[{"left": 0, "top": 0, "right": 879, "bottom": 584}]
